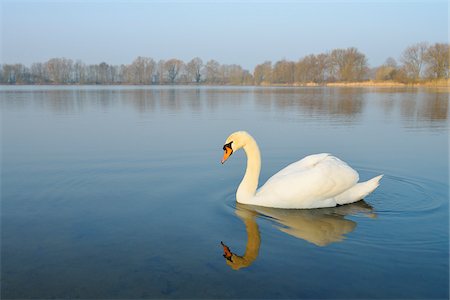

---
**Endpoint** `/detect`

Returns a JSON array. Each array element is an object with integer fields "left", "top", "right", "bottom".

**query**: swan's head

[
  {"left": 221, "top": 131, "right": 250, "bottom": 164},
  {"left": 220, "top": 241, "right": 249, "bottom": 271}
]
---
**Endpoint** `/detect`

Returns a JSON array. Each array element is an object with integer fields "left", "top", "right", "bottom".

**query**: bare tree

[
  {"left": 295, "top": 54, "right": 323, "bottom": 83},
  {"left": 329, "top": 47, "right": 368, "bottom": 82},
  {"left": 186, "top": 57, "right": 203, "bottom": 83},
  {"left": 143, "top": 57, "right": 156, "bottom": 84},
  {"left": 31, "top": 62, "right": 49, "bottom": 84},
  {"left": 86, "top": 64, "right": 98, "bottom": 84},
  {"left": 253, "top": 61, "right": 272, "bottom": 85},
  {"left": 1, "top": 64, "right": 31, "bottom": 84},
  {"left": 119, "top": 64, "right": 130, "bottom": 84},
  {"left": 46, "top": 58, "right": 62, "bottom": 83},
  {"left": 6, "top": 42, "right": 447, "bottom": 85},
  {"left": 205, "top": 60, "right": 221, "bottom": 84},
  {"left": 129, "top": 56, "right": 155, "bottom": 84},
  {"left": 242, "top": 70, "right": 254, "bottom": 85},
  {"left": 375, "top": 57, "right": 398, "bottom": 81},
  {"left": 98, "top": 62, "right": 110, "bottom": 84},
  {"left": 385, "top": 57, "right": 397, "bottom": 68},
  {"left": 400, "top": 42, "right": 428, "bottom": 81},
  {"left": 109, "top": 65, "right": 120, "bottom": 83},
  {"left": 315, "top": 53, "right": 330, "bottom": 83},
  {"left": 2, "top": 64, "right": 15, "bottom": 83},
  {"left": 220, "top": 64, "right": 250, "bottom": 85},
  {"left": 45, "top": 58, "right": 74, "bottom": 83},
  {"left": 163, "top": 59, "right": 184, "bottom": 84},
  {"left": 272, "top": 59, "right": 295, "bottom": 84},
  {"left": 424, "top": 43, "right": 450, "bottom": 79},
  {"left": 153, "top": 60, "right": 164, "bottom": 84},
  {"left": 73, "top": 60, "right": 86, "bottom": 84}
]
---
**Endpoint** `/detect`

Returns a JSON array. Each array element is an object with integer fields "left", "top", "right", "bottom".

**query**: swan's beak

[
  {"left": 221, "top": 145, "right": 233, "bottom": 164},
  {"left": 221, "top": 241, "right": 233, "bottom": 262}
]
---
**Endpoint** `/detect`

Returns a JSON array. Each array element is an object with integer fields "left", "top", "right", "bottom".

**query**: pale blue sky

[{"left": 1, "top": 0, "right": 448, "bottom": 69}]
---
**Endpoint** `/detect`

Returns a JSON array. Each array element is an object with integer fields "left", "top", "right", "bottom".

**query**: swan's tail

[{"left": 335, "top": 175, "right": 383, "bottom": 205}]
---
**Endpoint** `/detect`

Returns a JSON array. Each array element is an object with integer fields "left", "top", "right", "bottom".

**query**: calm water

[{"left": 1, "top": 86, "right": 448, "bottom": 299}]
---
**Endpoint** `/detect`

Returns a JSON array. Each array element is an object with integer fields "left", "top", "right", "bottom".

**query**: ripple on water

[
  {"left": 348, "top": 172, "right": 448, "bottom": 253},
  {"left": 222, "top": 170, "right": 448, "bottom": 254},
  {"left": 224, "top": 170, "right": 446, "bottom": 213},
  {"left": 371, "top": 173, "right": 447, "bottom": 216}
]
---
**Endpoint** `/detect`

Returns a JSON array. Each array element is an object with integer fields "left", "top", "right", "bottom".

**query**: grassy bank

[
  {"left": 2, "top": 79, "right": 449, "bottom": 90},
  {"left": 258, "top": 79, "right": 450, "bottom": 89},
  {"left": 325, "top": 79, "right": 450, "bottom": 88}
]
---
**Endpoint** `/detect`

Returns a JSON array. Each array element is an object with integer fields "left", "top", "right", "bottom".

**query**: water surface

[{"left": 1, "top": 86, "right": 448, "bottom": 298}]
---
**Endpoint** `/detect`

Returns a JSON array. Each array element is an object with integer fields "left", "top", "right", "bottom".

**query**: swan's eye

[{"left": 222, "top": 141, "right": 233, "bottom": 154}]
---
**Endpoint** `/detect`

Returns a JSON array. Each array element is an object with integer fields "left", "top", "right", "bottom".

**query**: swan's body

[{"left": 221, "top": 131, "right": 382, "bottom": 209}]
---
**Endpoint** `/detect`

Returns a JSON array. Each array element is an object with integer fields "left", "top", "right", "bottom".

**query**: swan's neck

[
  {"left": 226, "top": 210, "right": 260, "bottom": 270},
  {"left": 236, "top": 137, "right": 261, "bottom": 203}
]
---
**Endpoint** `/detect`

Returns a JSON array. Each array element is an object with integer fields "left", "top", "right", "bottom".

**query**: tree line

[{"left": 1, "top": 42, "right": 448, "bottom": 85}]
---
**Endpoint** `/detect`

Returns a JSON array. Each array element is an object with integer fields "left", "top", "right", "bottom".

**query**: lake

[{"left": 1, "top": 86, "right": 448, "bottom": 299}]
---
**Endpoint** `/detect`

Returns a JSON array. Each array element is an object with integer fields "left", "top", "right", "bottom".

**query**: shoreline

[
  {"left": 264, "top": 79, "right": 450, "bottom": 88},
  {"left": 1, "top": 80, "right": 449, "bottom": 89},
  {"left": 325, "top": 80, "right": 450, "bottom": 88}
]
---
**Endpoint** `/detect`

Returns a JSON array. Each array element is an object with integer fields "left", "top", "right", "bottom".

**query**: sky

[{"left": 1, "top": 0, "right": 448, "bottom": 70}]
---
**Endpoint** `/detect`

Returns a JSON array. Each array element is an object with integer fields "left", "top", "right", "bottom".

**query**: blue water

[{"left": 1, "top": 86, "right": 448, "bottom": 298}]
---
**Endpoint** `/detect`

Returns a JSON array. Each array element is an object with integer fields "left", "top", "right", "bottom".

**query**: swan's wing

[
  {"left": 265, "top": 153, "right": 331, "bottom": 179},
  {"left": 256, "top": 154, "right": 359, "bottom": 208}
]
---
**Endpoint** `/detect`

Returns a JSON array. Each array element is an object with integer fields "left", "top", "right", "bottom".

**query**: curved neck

[
  {"left": 236, "top": 136, "right": 261, "bottom": 203},
  {"left": 226, "top": 210, "right": 261, "bottom": 270}
]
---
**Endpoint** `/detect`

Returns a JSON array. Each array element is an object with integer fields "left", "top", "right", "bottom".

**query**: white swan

[{"left": 221, "top": 131, "right": 382, "bottom": 209}]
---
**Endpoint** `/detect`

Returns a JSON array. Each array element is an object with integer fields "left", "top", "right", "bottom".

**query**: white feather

[{"left": 223, "top": 131, "right": 382, "bottom": 209}]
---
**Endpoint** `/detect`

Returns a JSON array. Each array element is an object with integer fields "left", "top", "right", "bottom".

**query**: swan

[{"left": 221, "top": 131, "right": 382, "bottom": 209}]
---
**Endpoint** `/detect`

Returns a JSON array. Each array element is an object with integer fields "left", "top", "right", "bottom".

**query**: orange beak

[
  {"left": 221, "top": 241, "right": 233, "bottom": 262},
  {"left": 221, "top": 146, "right": 233, "bottom": 164}
]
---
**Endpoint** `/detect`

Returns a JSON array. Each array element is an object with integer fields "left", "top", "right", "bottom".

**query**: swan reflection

[{"left": 221, "top": 201, "right": 375, "bottom": 270}]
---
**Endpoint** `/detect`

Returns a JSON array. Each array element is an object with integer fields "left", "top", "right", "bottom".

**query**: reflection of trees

[
  {"left": 183, "top": 88, "right": 203, "bottom": 112},
  {"left": 254, "top": 87, "right": 364, "bottom": 122},
  {"left": 122, "top": 89, "right": 156, "bottom": 113},
  {"left": 1, "top": 88, "right": 447, "bottom": 128},
  {"left": 221, "top": 201, "right": 375, "bottom": 270},
  {"left": 96, "top": 90, "right": 115, "bottom": 109},
  {"left": 162, "top": 89, "right": 181, "bottom": 111},
  {"left": 298, "top": 88, "right": 364, "bottom": 117},
  {"left": 399, "top": 90, "right": 448, "bottom": 128},
  {"left": 400, "top": 94, "right": 417, "bottom": 119},
  {"left": 380, "top": 92, "right": 397, "bottom": 116},
  {"left": 204, "top": 88, "right": 245, "bottom": 111},
  {"left": 124, "top": 88, "right": 245, "bottom": 114},
  {"left": 417, "top": 92, "right": 448, "bottom": 121},
  {"left": 38, "top": 89, "right": 88, "bottom": 113},
  {"left": 6, "top": 88, "right": 119, "bottom": 114}
]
